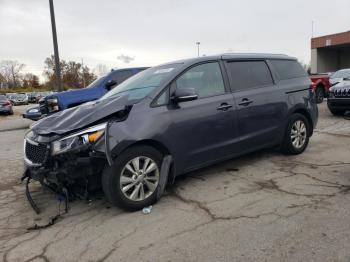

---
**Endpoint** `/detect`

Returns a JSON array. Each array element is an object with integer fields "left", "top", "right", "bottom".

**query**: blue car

[{"left": 23, "top": 67, "right": 148, "bottom": 120}]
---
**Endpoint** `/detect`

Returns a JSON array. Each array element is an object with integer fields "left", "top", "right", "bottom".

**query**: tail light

[{"left": 3, "top": 101, "right": 11, "bottom": 106}]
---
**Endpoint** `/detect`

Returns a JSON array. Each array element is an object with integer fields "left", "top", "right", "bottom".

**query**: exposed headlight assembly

[
  {"left": 51, "top": 123, "right": 106, "bottom": 155},
  {"left": 47, "top": 97, "right": 59, "bottom": 113}
]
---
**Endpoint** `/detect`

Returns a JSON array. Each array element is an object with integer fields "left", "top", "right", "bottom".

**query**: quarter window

[
  {"left": 175, "top": 62, "right": 225, "bottom": 98},
  {"left": 226, "top": 61, "right": 273, "bottom": 90},
  {"left": 270, "top": 60, "right": 307, "bottom": 80}
]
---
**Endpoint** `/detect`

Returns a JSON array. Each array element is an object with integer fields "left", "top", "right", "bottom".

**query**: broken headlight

[{"left": 51, "top": 123, "right": 107, "bottom": 155}]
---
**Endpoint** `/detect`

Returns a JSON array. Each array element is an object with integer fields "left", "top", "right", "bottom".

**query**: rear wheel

[
  {"left": 315, "top": 86, "right": 325, "bottom": 103},
  {"left": 281, "top": 113, "right": 310, "bottom": 155},
  {"left": 102, "top": 145, "right": 163, "bottom": 211}
]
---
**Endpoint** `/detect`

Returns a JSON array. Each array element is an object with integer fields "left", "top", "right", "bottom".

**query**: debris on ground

[{"left": 142, "top": 205, "right": 152, "bottom": 214}]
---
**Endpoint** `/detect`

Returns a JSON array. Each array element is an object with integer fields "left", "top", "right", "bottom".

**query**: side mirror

[
  {"left": 105, "top": 80, "right": 117, "bottom": 91},
  {"left": 171, "top": 88, "right": 198, "bottom": 103}
]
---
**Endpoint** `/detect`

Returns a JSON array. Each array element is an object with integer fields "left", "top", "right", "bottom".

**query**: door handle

[
  {"left": 216, "top": 103, "right": 233, "bottom": 111},
  {"left": 238, "top": 98, "right": 253, "bottom": 106}
]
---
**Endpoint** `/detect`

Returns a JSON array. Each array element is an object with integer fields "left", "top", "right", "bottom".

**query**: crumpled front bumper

[{"left": 24, "top": 142, "right": 107, "bottom": 191}]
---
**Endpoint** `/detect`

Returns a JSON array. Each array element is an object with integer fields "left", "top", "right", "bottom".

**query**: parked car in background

[
  {"left": 24, "top": 54, "right": 318, "bottom": 210},
  {"left": 9, "top": 93, "right": 28, "bottom": 105},
  {"left": 329, "top": 69, "right": 350, "bottom": 86},
  {"left": 28, "top": 93, "right": 38, "bottom": 103},
  {"left": 0, "top": 95, "right": 13, "bottom": 115},
  {"left": 23, "top": 67, "right": 148, "bottom": 120},
  {"left": 309, "top": 73, "right": 331, "bottom": 103},
  {"left": 327, "top": 79, "right": 350, "bottom": 115}
]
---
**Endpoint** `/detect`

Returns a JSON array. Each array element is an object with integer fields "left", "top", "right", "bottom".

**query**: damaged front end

[
  {"left": 23, "top": 123, "right": 107, "bottom": 209},
  {"left": 23, "top": 97, "right": 133, "bottom": 213}
]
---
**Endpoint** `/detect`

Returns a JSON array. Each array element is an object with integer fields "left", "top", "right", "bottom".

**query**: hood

[
  {"left": 330, "top": 81, "right": 350, "bottom": 91},
  {"left": 32, "top": 95, "right": 130, "bottom": 136},
  {"left": 329, "top": 77, "right": 346, "bottom": 85}
]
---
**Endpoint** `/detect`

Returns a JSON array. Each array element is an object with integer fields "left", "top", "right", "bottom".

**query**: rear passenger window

[
  {"left": 112, "top": 70, "right": 134, "bottom": 84},
  {"left": 270, "top": 60, "right": 307, "bottom": 80},
  {"left": 226, "top": 61, "right": 273, "bottom": 90}
]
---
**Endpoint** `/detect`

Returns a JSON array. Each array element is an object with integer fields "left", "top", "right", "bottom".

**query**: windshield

[
  {"left": 100, "top": 64, "right": 181, "bottom": 103},
  {"left": 331, "top": 69, "right": 350, "bottom": 79},
  {"left": 17, "top": 94, "right": 26, "bottom": 98},
  {"left": 0, "top": 95, "right": 6, "bottom": 101},
  {"left": 86, "top": 76, "right": 106, "bottom": 89}
]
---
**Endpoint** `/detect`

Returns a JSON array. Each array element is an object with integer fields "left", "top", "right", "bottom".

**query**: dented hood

[{"left": 32, "top": 95, "right": 129, "bottom": 136}]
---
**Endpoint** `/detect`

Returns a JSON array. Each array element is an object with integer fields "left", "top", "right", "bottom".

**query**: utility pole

[
  {"left": 49, "top": 0, "right": 62, "bottom": 91},
  {"left": 81, "top": 58, "right": 86, "bottom": 88},
  {"left": 196, "top": 42, "right": 200, "bottom": 57},
  {"left": 311, "top": 20, "right": 314, "bottom": 38}
]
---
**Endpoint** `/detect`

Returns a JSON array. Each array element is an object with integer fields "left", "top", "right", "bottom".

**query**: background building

[{"left": 311, "top": 30, "right": 350, "bottom": 73}]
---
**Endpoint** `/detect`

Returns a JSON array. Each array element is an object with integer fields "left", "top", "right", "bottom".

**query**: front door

[{"left": 168, "top": 62, "right": 239, "bottom": 172}]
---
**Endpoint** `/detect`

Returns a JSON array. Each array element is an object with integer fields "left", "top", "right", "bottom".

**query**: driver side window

[{"left": 175, "top": 62, "right": 225, "bottom": 98}]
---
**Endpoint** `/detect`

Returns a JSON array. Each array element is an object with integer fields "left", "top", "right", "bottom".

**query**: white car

[{"left": 329, "top": 68, "right": 350, "bottom": 86}]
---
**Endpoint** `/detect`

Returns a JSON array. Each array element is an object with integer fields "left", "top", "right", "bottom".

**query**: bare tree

[
  {"left": 0, "top": 60, "right": 25, "bottom": 88},
  {"left": 43, "top": 56, "right": 97, "bottom": 89},
  {"left": 94, "top": 64, "right": 109, "bottom": 77},
  {"left": 22, "top": 73, "right": 40, "bottom": 88}
]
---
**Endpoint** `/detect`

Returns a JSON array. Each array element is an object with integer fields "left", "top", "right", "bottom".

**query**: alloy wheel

[
  {"left": 119, "top": 156, "right": 159, "bottom": 201},
  {"left": 291, "top": 120, "right": 307, "bottom": 149}
]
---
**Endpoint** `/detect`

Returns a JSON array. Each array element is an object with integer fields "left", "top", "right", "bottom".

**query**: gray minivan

[{"left": 24, "top": 54, "right": 318, "bottom": 211}]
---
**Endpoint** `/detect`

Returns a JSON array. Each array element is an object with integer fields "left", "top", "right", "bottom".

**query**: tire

[
  {"left": 281, "top": 113, "right": 310, "bottom": 155},
  {"left": 102, "top": 145, "right": 163, "bottom": 211},
  {"left": 9, "top": 110, "right": 13, "bottom": 115},
  {"left": 315, "top": 86, "right": 325, "bottom": 104}
]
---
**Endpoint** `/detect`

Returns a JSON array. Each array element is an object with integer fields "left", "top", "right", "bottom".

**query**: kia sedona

[{"left": 24, "top": 54, "right": 318, "bottom": 211}]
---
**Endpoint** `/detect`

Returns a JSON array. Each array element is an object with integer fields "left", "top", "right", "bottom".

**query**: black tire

[
  {"left": 102, "top": 145, "right": 163, "bottom": 211},
  {"left": 315, "top": 86, "right": 325, "bottom": 104},
  {"left": 9, "top": 110, "right": 13, "bottom": 115},
  {"left": 281, "top": 113, "right": 310, "bottom": 155}
]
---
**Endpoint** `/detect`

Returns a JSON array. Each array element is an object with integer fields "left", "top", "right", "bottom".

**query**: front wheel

[
  {"left": 281, "top": 113, "right": 310, "bottom": 155},
  {"left": 102, "top": 145, "right": 163, "bottom": 211}
]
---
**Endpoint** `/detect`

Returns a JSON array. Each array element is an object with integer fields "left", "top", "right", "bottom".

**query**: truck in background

[
  {"left": 309, "top": 73, "right": 331, "bottom": 103},
  {"left": 23, "top": 67, "right": 148, "bottom": 120}
]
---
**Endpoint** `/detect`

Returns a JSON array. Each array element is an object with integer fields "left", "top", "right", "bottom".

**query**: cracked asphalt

[{"left": 0, "top": 103, "right": 350, "bottom": 262}]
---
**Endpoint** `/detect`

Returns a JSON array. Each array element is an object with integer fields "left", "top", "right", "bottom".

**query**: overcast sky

[{"left": 1, "top": 0, "right": 350, "bottom": 79}]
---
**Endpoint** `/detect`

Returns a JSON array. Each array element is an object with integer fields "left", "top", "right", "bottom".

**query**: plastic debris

[{"left": 142, "top": 205, "right": 152, "bottom": 214}]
